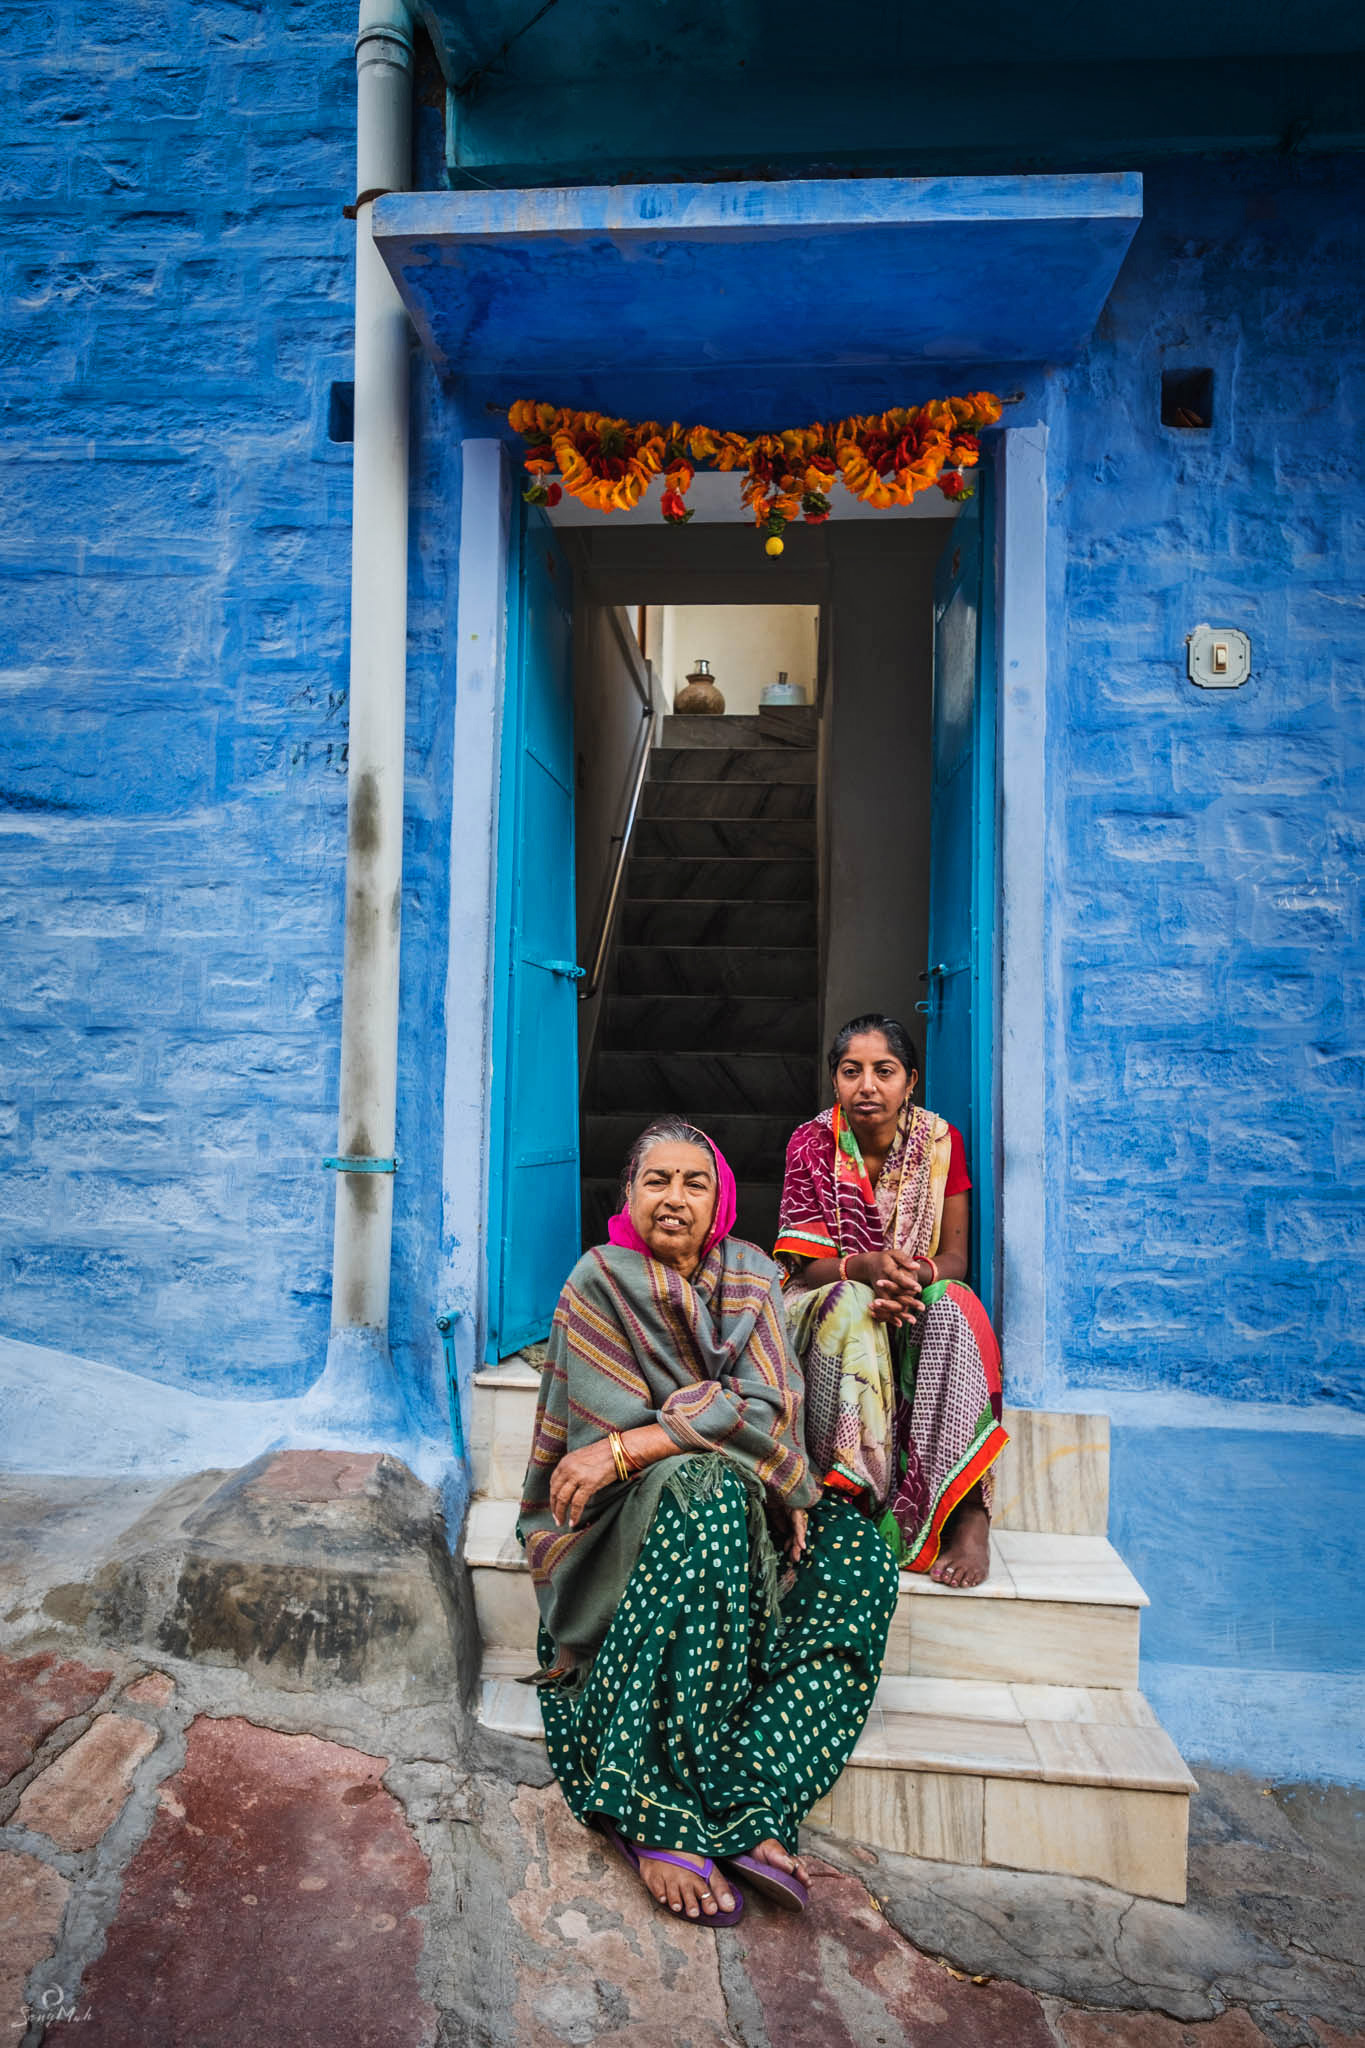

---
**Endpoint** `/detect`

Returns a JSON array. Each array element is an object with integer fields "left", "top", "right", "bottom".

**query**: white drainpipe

[{"left": 317, "top": 0, "right": 414, "bottom": 1421}]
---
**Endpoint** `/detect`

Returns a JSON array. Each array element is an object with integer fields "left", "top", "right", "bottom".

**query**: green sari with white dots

[{"left": 538, "top": 1458, "right": 898, "bottom": 1858}]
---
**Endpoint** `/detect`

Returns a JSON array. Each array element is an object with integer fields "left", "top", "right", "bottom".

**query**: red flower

[
  {"left": 546, "top": 483, "right": 562, "bottom": 507},
  {"left": 661, "top": 488, "right": 693, "bottom": 525},
  {"left": 938, "top": 471, "right": 971, "bottom": 500}
]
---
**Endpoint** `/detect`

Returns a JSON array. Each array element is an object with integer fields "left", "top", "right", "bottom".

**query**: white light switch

[{"left": 1187, "top": 623, "right": 1251, "bottom": 689}]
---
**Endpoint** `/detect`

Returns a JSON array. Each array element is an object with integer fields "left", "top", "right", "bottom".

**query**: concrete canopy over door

[{"left": 372, "top": 174, "right": 1142, "bottom": 422}]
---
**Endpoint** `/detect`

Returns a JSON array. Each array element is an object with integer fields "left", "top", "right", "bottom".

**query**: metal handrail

[{"left": 580, "top": 702, "right": 653, "bottom": 1000}]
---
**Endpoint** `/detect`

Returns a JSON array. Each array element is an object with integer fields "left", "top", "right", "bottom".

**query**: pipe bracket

[
  {"left": 343, "top": 186, "right": 395, "bottom": 219},
  {"left": 322, "top": 1154, "right": 400, "bottom": 1173},
  {"left": 436, "top": 1310, "right": 466, "bottom": 1462}
]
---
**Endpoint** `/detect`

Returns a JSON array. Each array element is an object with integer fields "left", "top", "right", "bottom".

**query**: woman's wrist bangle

[
  {"left": 608, "top": 1431, "right": 630, "bottom": 1484},
  {"left": 922, "top": 1256, "right": 939, "bottom": 1284},
  {"left": 839, "top": 1253, "right": 851, "bottom": 1283}
]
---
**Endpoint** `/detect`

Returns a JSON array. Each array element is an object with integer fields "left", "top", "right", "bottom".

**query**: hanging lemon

[{"left": 765, "top": 535, "right": 784, "bottom": 557}]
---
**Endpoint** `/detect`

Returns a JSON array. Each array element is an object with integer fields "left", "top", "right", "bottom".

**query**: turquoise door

[
  {"left": 926, "top": 484, "right": 997, "bottom": 1313},
  {"left": 486, "top": 506, "right": 582, "bottom": 1359}
]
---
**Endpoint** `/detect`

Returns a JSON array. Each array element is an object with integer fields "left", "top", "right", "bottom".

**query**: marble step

[
  {"left": 588, "top": 1049, "right": 820, "bottom": 1114},
  {"left": 626, "top": 856, "right": 815, "bottom": 902},
  {"left": 660, "top": 708, "right": 817, "bottom": 749},
  {"left": 616, "top": 900, "right": 817, "bottom": 948},
  {"left": 465, "top": 1496, "right": 1140, "bottom": 1690},
  {"left": 580, "top": 1178, "right": 781, "bottom": 1259},
  {"left": 599, "top": 994, "right": 818, "bottom": 1055},
  {"left": 648, "top": 748, "right": 817, "bottom": 785},
  {"left": 611, "top": 947, "right": 818, "bottom": 1000},
  {"left": 582, "top": 1111, "right": 798, "bottom": 1178},
  {"left": 633, "top": 817, "right": 817, "bottom": 860},
  {"left": 471, "top": 1373, "right": 1110, "bottom": 1543},
  {"left": 639, "top": 780, "right": 815, "bottom": 820},
  {"left": 473, "top": 1661, "right": 1193, "bottom": 1904}
]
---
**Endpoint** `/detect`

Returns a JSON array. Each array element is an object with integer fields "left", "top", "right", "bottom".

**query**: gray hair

[{"left": 619, "top": 1116, "right": 716, "bottom": 1203}]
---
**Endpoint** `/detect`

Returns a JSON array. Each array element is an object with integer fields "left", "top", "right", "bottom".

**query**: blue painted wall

[
  {"left": 1048, "top": 153, "right": 1364, "bottom": 1416},
  {"left": 1043, "top": 154, "right": 1365, "bottom": 1776},
  {"left": 2, "top": 6, "right": 1362, "bottom": 1778},
  {"left": 0, "top": 2, "right": 453, "bottom": 1437}
]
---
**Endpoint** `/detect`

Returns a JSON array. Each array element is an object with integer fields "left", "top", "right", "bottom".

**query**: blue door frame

[
  {"left": 926, "top": 479, "right": 998, "bottom": 1316},
  {"left": 485, "top": 503, "right": 582, "bottom": 1360}
]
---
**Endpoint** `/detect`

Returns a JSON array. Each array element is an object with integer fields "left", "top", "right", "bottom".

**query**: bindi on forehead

[{"left": 637, "top": 1144, "right": 715, "bottom": 1181}]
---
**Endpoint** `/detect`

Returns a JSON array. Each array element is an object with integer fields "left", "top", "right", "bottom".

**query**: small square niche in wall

[
  {"left": 328, "top": 381, "right": 355, "bottom": 444},
  {"left": 1161, "top": 368, "right": 1213, "bottom": 430}
]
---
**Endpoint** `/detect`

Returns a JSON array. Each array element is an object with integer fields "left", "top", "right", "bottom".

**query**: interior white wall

[{"left": 659, "top": 603, "right": 820, "bottom": 715}]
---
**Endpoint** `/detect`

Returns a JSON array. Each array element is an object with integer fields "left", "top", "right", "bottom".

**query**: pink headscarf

[{"left": 606, "top": 1126, "right": 738, "bottom": 1263}]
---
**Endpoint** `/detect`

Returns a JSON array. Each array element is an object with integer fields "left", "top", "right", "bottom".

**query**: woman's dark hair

[
  {"left": 619, "top": 1116, "right": 716, "bottom": 1203},
  {"left": 826, "top": 1014, "right": 919, "bottom": 1079}
]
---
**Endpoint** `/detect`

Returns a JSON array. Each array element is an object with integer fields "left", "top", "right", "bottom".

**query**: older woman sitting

[
  {"left": 776, "top": 1015, "right": 1009, "bottom": 1588},
  {"left": 518, "top": 1115, "right": 897, "bottom": 1927}
]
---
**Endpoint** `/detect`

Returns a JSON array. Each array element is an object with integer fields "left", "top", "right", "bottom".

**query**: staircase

[
  {"left": 464, "top": 1385, "right": 1196, "bottom": 1904},
  {"left": 580, "top": 705, "right": 820, "bottom": 1253}
]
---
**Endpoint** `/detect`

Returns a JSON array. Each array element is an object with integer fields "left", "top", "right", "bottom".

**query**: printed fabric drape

[
  {"left": 537, "top": 1466, "right": 898, "bottom": 1858},
  {"left": 774, "top": 1104, "right": 1008, "bottom": 1571},
  {"left": 518, "top": 1235, "right": 818, "bottom": 1666}
]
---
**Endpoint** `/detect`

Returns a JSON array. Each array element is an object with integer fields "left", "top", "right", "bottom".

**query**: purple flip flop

[
  {"left": 598, "top": 1822, "right": 744, "bottom": 1926},
  {"left": 718, "top": 1852, "right": 808, "bottom": 1912}
]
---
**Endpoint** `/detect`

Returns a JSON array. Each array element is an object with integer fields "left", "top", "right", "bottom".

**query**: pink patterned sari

[{"left": 775, "top": 1104, "right": 1008, "bottom": 1571}]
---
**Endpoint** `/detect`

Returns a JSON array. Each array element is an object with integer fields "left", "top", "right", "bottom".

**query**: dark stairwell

[{"left": 580, "top": 704, "right": 821, "bottom": 1254}]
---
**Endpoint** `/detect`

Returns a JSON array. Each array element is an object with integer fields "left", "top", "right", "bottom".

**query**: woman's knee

[{"left": 833, "top": 1511, "right": 900, "bottom": 1603}]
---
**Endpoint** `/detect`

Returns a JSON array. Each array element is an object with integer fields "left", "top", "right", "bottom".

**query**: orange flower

[{"left": 507, "top": 394, "right": 1001, "bottom": 536}]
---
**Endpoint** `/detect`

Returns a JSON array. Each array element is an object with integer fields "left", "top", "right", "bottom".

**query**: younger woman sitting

[{"left": 776, "top": 1014, "right": 1008, "bottom": 1587}]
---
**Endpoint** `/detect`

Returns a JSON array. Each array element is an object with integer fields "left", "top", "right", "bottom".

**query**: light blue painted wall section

[
  {"left": 0, "top": 3, "right": 456, "bottom": 1446},
  {"left": 1045, "top": 154, "right": 1365, "bottom": 1417},
  {"left": 1042, "top": 155, "right": 1365, "bottom": 1782},
  {"left": 374, "top": 174, "right": 1142, "bottom": 397}
]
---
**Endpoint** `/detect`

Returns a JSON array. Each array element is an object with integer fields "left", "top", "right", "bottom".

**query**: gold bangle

[{"left": 608, "top": 1431, "right": 630, "bottom": 1485}]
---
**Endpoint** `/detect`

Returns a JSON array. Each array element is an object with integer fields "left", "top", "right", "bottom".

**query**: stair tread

[
  {"left": 473, "top": 1663, "right": 1193, "bottom": 1794},
  {"left": 660, "top": 709, "right": 817, "bottom": 749},
  {"left": 471, "top": 1359, "right": 541, "bottom": 1391},
  {"left": 648, "top": 749, "right": 817, "bottom": 783},
  {"left": 640, "top": 782, "right": 816, "bottom": 819},
  {"left": 466, "top": 1499, "right": 1146, "bottom": 1610}
]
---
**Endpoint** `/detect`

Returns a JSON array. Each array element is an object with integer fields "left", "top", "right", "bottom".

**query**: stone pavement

[{"left": 1, "top": 1457, "right": 1362, "bottom": 2048}]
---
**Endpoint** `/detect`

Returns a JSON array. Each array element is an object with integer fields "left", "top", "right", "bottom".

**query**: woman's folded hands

[{"left": 858, "top": 1246, "right": 924, "bottom": 1327}]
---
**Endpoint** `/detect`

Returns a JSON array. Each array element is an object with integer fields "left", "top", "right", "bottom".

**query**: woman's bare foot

[
  {"left": 749, "top": 1843, "right": 810, "bottom": 1884},
  {"left": 930, "top": 1496, "right": 991, "bottom": 1588},
  {"left": 636, "top": 1849, "right": 736, "bottom": 1919},
  {"left": 749, "top": 1838, "right": 812, "bottom": 1887}
]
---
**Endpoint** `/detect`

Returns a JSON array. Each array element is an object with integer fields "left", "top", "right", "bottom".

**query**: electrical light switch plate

[{"left": 1186, "top": 623, "right": 1251, "bottom": 689}]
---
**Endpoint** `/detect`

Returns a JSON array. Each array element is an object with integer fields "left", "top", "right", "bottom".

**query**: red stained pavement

[
  {"left": 1057, "top": 2009, "right": 1275, "bottom": 2047},
  {"left": 0, "top": 1850, "right": 69, "bottom": 2038},
  {"left": 15, "top": 1712, "right": 159, "bottom": 1853},
  {"left": 0, "top": 1651, "right": 112, "bottom": 1787},
  {"left": 77, "top": 1715, "right": 436, "bottom": 2048},
  {"left": 738, "top": 1858, "right": 1058, "bottom": 2048}
]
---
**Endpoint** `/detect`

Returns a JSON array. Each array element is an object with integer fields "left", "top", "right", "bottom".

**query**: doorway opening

[{"left": 485, "top": 498, "right": 997, "bottom": 1362}]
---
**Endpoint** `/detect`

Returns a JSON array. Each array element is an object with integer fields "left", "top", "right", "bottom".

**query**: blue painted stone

[
  {"left": 0, "top": 5, "right": 1363, "bottom": 1783},
  {"left": 375, "top": 175, "right": 1143, "bottom": 397}
]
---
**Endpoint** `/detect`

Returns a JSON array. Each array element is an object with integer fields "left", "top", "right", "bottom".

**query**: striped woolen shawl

[{"left": 518, "top": 1235, "right": 818, "bottom": 1665}]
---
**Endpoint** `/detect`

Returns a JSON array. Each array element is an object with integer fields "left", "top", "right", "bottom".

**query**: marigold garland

[{"left": 508, "top": 394, "right": 1002, "bottom": 549}]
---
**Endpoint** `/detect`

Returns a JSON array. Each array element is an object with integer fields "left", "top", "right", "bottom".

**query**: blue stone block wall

[
  {"left": 1046, "top": 155, "right": 1365, "bottom": 1772},
  {"left": 0, "top": 2, "right": 454, "bottom": 1427},
  {"left": 1049, "top": 153, "right": 1363, "bottom": 1408}
]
